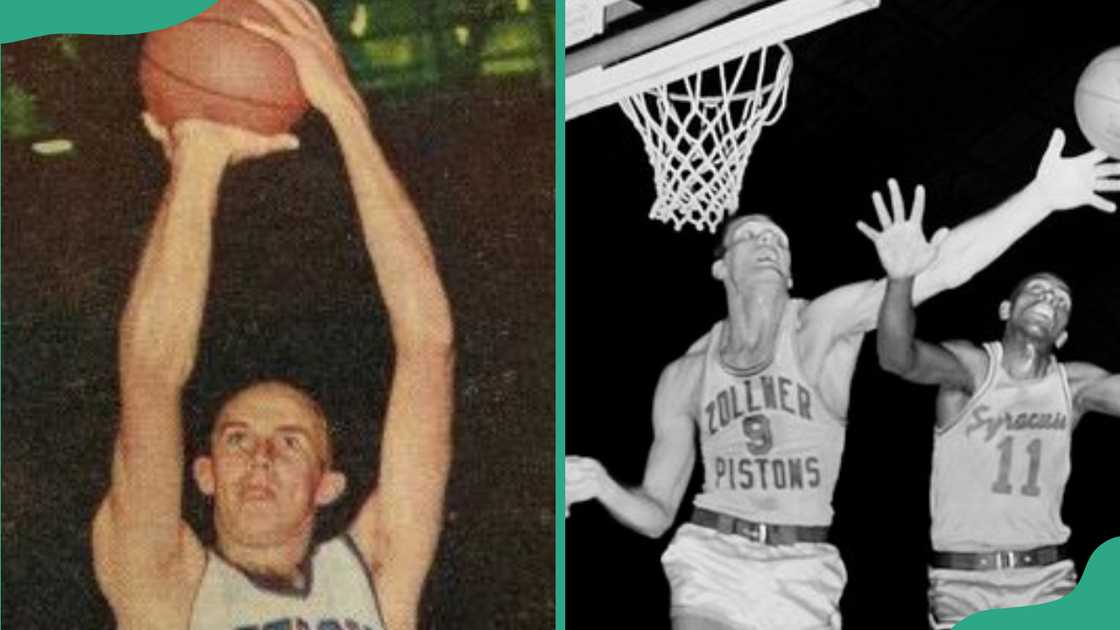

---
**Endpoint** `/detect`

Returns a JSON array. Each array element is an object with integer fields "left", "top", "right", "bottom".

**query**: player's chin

[{"left": 231, "top": 502, "right": 304, "bottom": 535}]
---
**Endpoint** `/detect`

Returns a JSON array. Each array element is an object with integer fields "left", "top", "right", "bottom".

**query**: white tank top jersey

[
  {"left": 189, "top": 535, "right": 384, "bottom": 630},
  {"left": 931, "top": 342, "right": 1074, "bottom": 552},
  {"left": 691, "top": 300, "right": 847, "bottom": 526}
]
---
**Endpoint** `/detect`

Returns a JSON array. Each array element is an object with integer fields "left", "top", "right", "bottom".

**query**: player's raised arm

[
  {"left": 566, "top": 357, "right": 700, "bottom": 538},
  {"left": 865, "top": 212, "right": 976, "bottom": 390},
  {"left": 93, "top": 117, "right": 298, "bottom": 613},
  {"left": 913, "top": 129, "right": 1119, "bottom": 300},
  {"left": 244, "top": 2, "right": 453, "bottom": 628},
  {"left": 1067, "top": 363, "right": 1120, "bottom": 419},
  {"left": 806, "top": 129, "right": 1119, "bottom": 337}
]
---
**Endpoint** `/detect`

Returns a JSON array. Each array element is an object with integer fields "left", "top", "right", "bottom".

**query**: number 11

[{"left": 991, "top": 436, "right": 1042, "bottom": 497}]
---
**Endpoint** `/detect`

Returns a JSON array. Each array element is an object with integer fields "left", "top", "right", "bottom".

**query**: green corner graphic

[
  {"left": 0, "top": 0, "right": 217, "bottom": 44},
  {"left": 958, "top": 537, "right": 1120, "bottom": 629}
]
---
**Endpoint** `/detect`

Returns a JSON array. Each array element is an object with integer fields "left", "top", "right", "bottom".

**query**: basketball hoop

[{"left": 619, "top": 43, "right": 793, "bottom": 233}]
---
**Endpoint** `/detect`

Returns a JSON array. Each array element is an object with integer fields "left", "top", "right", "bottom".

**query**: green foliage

[{"left": 2, "top": 82, "right": 50, "bottom": 140}]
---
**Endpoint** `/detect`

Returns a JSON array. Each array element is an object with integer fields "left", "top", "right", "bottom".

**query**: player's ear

[
  {"left": 998, "top": 300, "right": 1011, "bottom": 321},
  {"left": 712, "top": 258, "right": 727, "bottom": 281},
  {"left": 193, "top": 456, "right": 216, "bottom": 496},
  {"left": 314, "top": 471, "right": 347, "bottom": 506},
  {"left": 1055, "top": 331, "right": 1069, "bottom": 349}
]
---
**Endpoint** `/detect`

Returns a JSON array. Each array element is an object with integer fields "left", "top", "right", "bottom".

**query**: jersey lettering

[
  {"left": 964, "top": 405, "right": 1068, "bottom": 442},
  {"left": 713, "top": 456, "right": 821, "bottom": 490},
  {"left": 705, "top": 376, "right": 813, "bottom": 435},
  {"left": 237, "top": 620, "right": 375, "bottom": 630}
]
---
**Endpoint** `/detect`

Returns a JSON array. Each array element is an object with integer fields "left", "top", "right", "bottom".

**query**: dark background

[
  {"left": 1, "top": 27, "right": 554, "bottom": 630},
  {"left": 566, "top": 0, "right": 1120, "bottom": 627}
]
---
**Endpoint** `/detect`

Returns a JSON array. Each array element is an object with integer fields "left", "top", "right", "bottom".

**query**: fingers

[
  {"left": 911, "top": 183, "right": 926, "bottom": 225},
  {"left": 871, "top": 191, "right": 890, "bottom": 229},
  {"left": 264, "top": 133, "right": 301, "bottom": 153},
  {"left": 1083, "top": 148, "right": 1110, "bottom": 164},
  {"left": 290, "top": 0, "right": 330, "bottom": 34},
  {"left": 1094, "top": 161, "right": 1120, "bottom": 178},
  {"left": 140, "top": 111, "right": 169, "bottom": 143},
  {"left": 855, "top": 220, "right": 879, "bottom": 242},
  {"left": 241, "top": 18, "right": 290, "bottom": 47},
  {"left": 257, "top": 0, "right": 312, "bottom": 36},
  {"left": 1044, "top": 128, "right": 1066, "bottom": 160},
  {"left": 1089, "top": 193, "right": 1117, "bottom": 213},
  {"left": 140, "top": 112, "right": 173, "bottom": 160},
  {"left": 888, "top": 178, "right": 905, "bottom": 223},
  {"left": 930, "top": 226, "right": 950, "bottom": 247}
]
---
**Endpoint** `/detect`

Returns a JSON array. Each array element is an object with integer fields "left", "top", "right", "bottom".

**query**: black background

[
  {"left": 566, "top": 1, "right": 1120, "bottom": 627},
  {"left": 1, "top": 34, "right": 554, "bottom": 629}
]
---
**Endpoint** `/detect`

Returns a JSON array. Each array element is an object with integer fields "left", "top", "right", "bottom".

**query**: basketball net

[{"left": 619, "top": 43, "right": 793, "bottom": 233}]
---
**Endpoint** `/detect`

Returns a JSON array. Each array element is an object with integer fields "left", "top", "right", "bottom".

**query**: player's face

[
  {"left": 202, "top": 384, "right": 338, "bottom": 547},
  {"left": 1007, "top": 274, "right": 1072, "bottom": 341},
  {"left": 721, "top": 216, "right": 793, "bottom": 283}
]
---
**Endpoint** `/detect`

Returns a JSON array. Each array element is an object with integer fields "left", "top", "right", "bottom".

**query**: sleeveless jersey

[
  {"left": 691, "top": 300, "right": 847, "bottom": 526},
  {"left": 930, "top": 342, "right": 1074, "bottom": 552},
  {"left": 189, "top": 536, "right": 384, "bottom": 630}
]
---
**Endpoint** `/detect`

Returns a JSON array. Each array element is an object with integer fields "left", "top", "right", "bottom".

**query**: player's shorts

[
  {"left": 927, "top": 559, "right": 1077, "bottom": 629},
  {"left": 661, "top": 523, "right": 846, "bottom": 630}
]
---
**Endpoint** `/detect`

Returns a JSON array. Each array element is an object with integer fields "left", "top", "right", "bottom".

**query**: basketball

[
  {"left": 1074, "top": 47, "right": 1120, "bottom": 159},
  {"left": 139, "top": 0, "right": 309, "bottom": 136}
]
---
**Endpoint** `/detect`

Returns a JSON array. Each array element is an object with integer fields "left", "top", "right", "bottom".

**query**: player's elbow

[
  {"left": 876, "top": 343, "right": 914, "bottom": 377},
  {"left": 641, "top": 517, "right": 673, "bottom": 539},
  {"left": 392, "top": 293, "right": 455, "bottom": 355}
]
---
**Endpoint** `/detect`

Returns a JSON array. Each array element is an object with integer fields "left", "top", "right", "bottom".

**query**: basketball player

[
  {"left": 566, "top": 129, "right": 1119, "bottom": 630},
  {"left": 873, "top": 209, "right": 1120, "bottom": 625},
  {"left": 91, "top": 1, "right": 453, "bottom": 628}
]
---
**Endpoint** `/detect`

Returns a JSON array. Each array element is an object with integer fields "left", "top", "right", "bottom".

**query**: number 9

[{"left": 741, "top": 414, "right": 773, "bottom": 455}]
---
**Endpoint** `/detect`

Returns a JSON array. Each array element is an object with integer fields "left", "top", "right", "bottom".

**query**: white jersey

[
  {"left": 931, "top": 342, "right": 1074, "bottom": 552},
  {"left": 691, "top": 300, "right": 847, "bottom": 526},
  {"left": 189, "top": 535, "right": 384, "bottom": 630}
]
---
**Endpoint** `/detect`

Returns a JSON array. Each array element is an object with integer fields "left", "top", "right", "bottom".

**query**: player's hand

[
  {"left": 1032, "top": 128, "right": 1120, "bottom": 213},
  {"left": 566, "top": 456, "right": 610, "bottom": 517},
  {"left": 856, "top": 179, "right": 949, "bottom": 279},
  {"left": 142, "top": 112, "right": 300, "bottom": 165},
  {"left": 241, "top": 0, "right": 368, "bottom": 120}
]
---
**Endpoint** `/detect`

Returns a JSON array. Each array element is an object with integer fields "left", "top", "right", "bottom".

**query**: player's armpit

[
  {"left": 1067, "top": 362, "right": 1120, "bottom": 417},
  {"left": 91, "top": 497, "right": 205, "bottom": 623}
]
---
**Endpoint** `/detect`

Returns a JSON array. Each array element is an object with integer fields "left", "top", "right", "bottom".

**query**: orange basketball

[
  {"left": 1074, "top": 46, "right": 1120, "bottom": 159},
  {"left": 139, "top": 0, "right": 309, "bottom": 136}
]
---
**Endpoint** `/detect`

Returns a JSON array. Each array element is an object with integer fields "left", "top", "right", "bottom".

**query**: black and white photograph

[
  {"left": 564, "top": 0, "right": 1120, "bottom": 628},
  {"left": 1, "top": 0, "right": 554, "bottom": 627}
]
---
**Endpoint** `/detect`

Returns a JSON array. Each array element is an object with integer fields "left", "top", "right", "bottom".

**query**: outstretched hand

[
  {"left": 142, "top": 112, "right": 299, "bottom": 165},
  {"left": 241, "top": 0, "right": 367, "bottom": 119},
  {"left": 1033, "top": 128, "right": 1120, "bottom": 212},
  {"left": 857, "top": 179, "right": 949, "bottom": 279},
  {"left": 565, "top": 456, "right": 610, "bottom": 518}
]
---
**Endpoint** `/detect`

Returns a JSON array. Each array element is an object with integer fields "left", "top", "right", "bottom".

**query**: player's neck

[
  {"left": 1000, "top": 333, "right": 1054, "bottom": 379},
  {"left": 216, "top": 524, "right": 315, "bottom": 586},
  {"left": 723, "top": 285, "right": 787, "bottom": 367}
]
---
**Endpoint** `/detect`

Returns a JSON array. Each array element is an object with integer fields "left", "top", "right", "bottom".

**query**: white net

[{"left": 619, "top": 43, "right": 793, "bottom": 233}]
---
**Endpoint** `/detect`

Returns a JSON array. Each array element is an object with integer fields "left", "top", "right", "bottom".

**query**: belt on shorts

[
  {"left": 931, "top": 545, "right": 1068, "bottom": 570},
  {"left": 691, "top": 508, "right": 830, "bottom": 545}
]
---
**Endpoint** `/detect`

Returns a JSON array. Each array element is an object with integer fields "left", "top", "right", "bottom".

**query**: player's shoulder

[
  {"left": 941, "top": 339, "right": 990, "bottom": 386},
  {"left": 661, "top": 344, "right": 705, "bottom": 389},
  {"left": 654, "top": 325, "right": 715, "bottom": 410},
  {"left": 941, "top": 339, "right": 986, "bottom": 362},
  {"left": 1063, "top": 360, "right": 1110, "bottom": 385}
]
